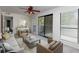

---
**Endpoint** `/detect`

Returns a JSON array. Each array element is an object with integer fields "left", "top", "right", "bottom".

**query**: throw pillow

[
  {"left": 2, "top": 32, "right": 10, "bottom": 40},
  {"left": 49, "top": 40, "right": 56, "bottom": 47},
  {"left": 49, "top": 41, "right": 61, "bottom": 50}
]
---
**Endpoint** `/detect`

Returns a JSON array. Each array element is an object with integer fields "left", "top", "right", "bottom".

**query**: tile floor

[{"left": 63, "top": 45, "right": 79, "bottom": 53}]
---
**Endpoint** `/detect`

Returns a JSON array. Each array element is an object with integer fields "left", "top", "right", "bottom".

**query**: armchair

[{"left": 37, "top": 40, "right": 63, "bottom": 53}]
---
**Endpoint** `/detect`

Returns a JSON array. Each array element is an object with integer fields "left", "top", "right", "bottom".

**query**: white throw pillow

[{"left": 3, "top": 42, "right": 14, "bottom": 51}]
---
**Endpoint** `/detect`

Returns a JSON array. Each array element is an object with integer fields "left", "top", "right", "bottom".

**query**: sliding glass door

[
  {"left": 38, "top": 17, "right": 44, "bottom": 36},
  {"left": 44, "top": 15, "right": 52, "bottom": 37},
  {"left": 38, "top": 14, "right": 53, "bottom": 38}
]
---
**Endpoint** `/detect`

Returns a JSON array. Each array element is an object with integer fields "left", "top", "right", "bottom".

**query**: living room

[{"left": 0, "top": 6, "right": 79, "bottom": 53}]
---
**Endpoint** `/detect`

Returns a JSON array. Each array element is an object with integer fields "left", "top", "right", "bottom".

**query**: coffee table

[{"left": 23, "top": 35, "right": 40, "bottom": 48}]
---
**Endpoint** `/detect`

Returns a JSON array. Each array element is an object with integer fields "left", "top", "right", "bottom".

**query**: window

[{"left": 61, "top": 10, "right": 78, "bottom": 43}]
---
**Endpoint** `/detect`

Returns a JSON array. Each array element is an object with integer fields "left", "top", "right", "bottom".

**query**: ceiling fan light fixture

[{"left": 30, "top": 11, "right": 32, "bottom": 14}]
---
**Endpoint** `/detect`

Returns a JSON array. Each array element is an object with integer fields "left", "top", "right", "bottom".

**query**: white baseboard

[{"left": 61, "top": 39, "right": 79, "bottom": 49}]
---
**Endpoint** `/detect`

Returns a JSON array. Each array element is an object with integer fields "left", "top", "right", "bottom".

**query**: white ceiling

[{"left": 0, "top": 6, "right": 58, "bottom": 14}]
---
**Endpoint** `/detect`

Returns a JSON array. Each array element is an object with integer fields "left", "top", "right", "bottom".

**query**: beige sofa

[
  {"left": 1, "top": 32, "right": 24, "bottom": 53},
  {"left": 37, "top": 40, "right": 63, "bottom": 53}
]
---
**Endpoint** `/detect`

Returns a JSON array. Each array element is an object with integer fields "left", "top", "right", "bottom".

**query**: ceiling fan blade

[{"left": 32, "top": 10, "right": 40, "bottom": 12}]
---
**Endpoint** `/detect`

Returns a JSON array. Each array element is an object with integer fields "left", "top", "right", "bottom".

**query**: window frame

[{"left": 60, "top": 9, "right": 79, "bottom": 43}]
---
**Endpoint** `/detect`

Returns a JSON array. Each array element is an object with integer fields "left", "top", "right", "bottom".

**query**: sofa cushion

[
  {"left": 49, "top": 40, "right": 56, "bottom": 47},
  {"left": 3, "top": 42, "right": 14, "bottom": 51},
  {"left": 5, "top": 36, "right": 20, "bottom": 50},
  {"left": 49, "top": 41, "right": 61, "bottom": 50},
  {"left": 40, "top": 40, "right": 49, "bottom": 48}
]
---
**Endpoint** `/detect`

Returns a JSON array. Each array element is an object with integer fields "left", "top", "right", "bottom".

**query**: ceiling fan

[{"left": 21, "top": 6, "right": 40, "bottom": 14}]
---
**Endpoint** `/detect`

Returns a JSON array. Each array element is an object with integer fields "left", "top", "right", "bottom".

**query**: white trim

[{"left": 61, "top": 35, "right": 77, "bottom": 43}]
